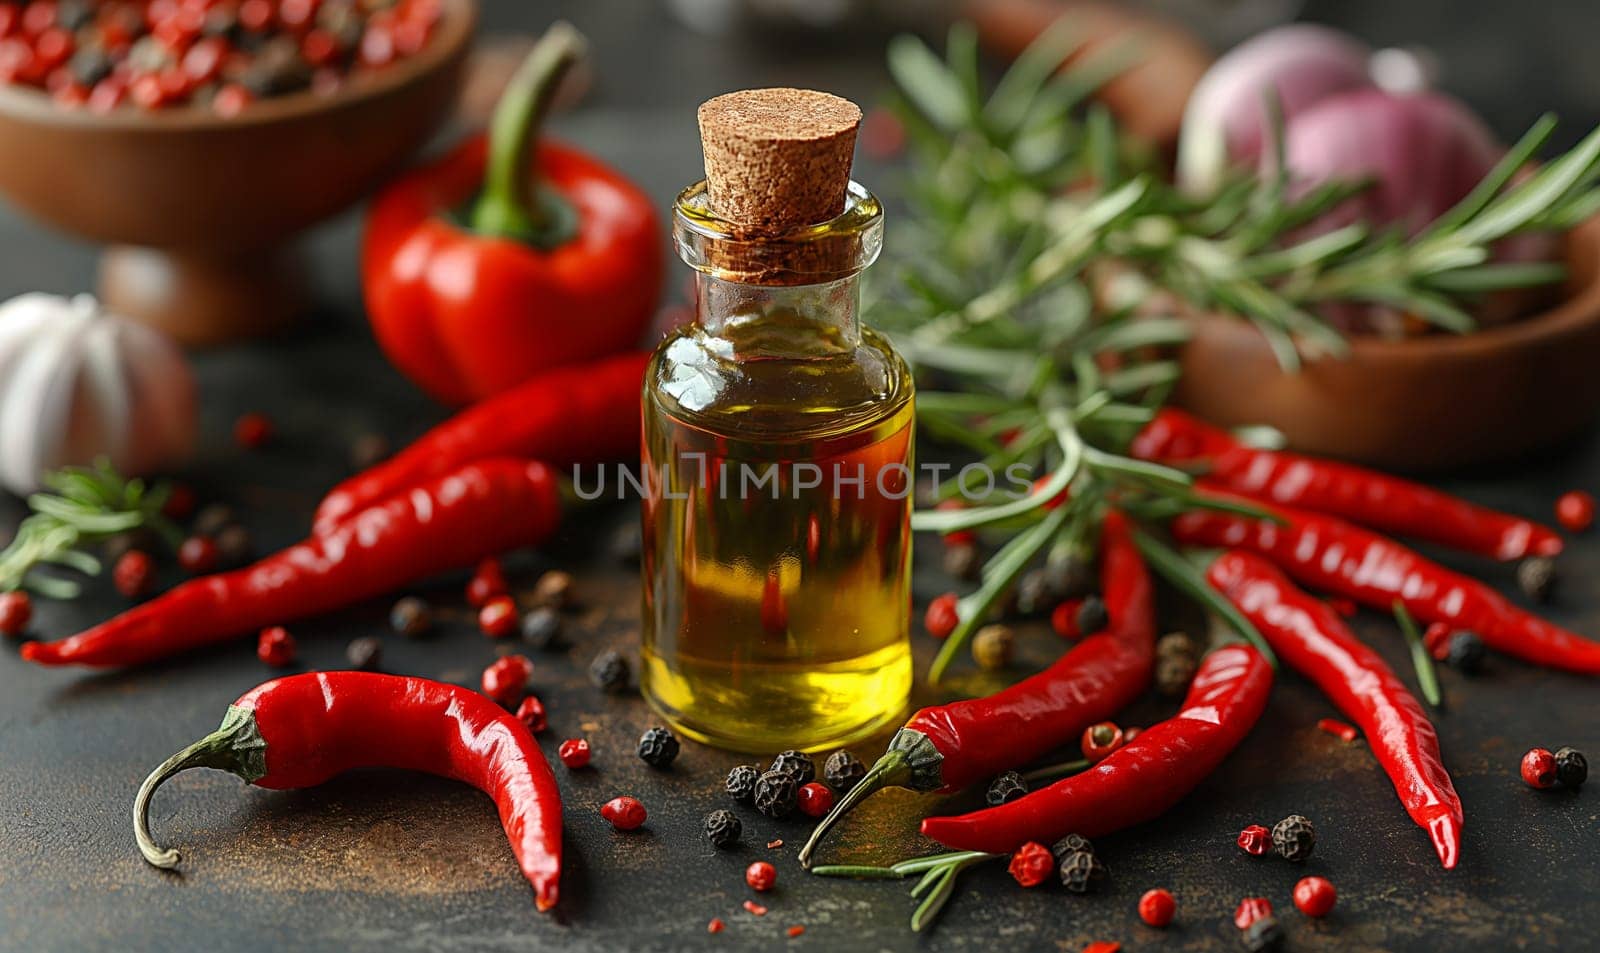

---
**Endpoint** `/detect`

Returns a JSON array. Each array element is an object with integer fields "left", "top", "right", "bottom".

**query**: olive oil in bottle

[{"left": 640, "top": 89, "right": 914, "bottom": 752}]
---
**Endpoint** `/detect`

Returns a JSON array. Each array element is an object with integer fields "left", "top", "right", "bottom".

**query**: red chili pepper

[
  {"left": 313, "top": 351, "right": 646, "bottom": 534},
  {"left": 1206, "top": 550, "right": 1463, "bottom": 868},
  {"left": 919, "top": 644, "right": 1270, "bottom": 854},
  {"left": 23, "top": 459, "right": 561, "bottom": 668},
  {"left": 132, "top": 672, "right": 561, "bottom": 910},
  {"left": 1173, "top": 491, "right": 1600, "bottom": 675},
  {"left": 1134, "top": 409, "right": 1562, "bottom": 561},
  {"left": 362, "top": 25, "right": 662, "bottom": 406},
  {"left": 798, "top": 511, "right": 1155, "bottom": 867}
]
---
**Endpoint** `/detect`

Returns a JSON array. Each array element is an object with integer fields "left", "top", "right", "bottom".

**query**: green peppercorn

[
  {"left": 703, "top": 809, "right": 742, "bottom": 849},
  {"left": 753, "top": 770, "right": 798, "bottom": 819},
  {"left": 770, "top": 750, "right": 815, "bottom": 785},
  {"left": 823, "top": 750, "right": 867, "bottom": 791},
  {"left": 519, "top": 606, "right": 561, "bottom": 651},
  {"left": 1050, "top": 833, "right": 1094, "bottom": 861},
  {"left": 985, "top": 771, "right": 1027, "bottom": 806},
  {"left": 1517, "top": 556, "right": 1557, "bottom": 604},
  {"left": 1076, "top": 595, "right": 1109, "bottom": 636},
  {"left": 725, "top": 764, "right": 760, "bottom": 803},
  {"left": 1555, "top": 746, "right": 1588, "bottom": 788},
  {"left": 588, "top": 649, "right": 631, "bottom": 694},
  {"left": 971, "top": 624, "right": 1014, "bottom": 671},
  {"left": 1271, "top": 814, "right": 1315, "bottom": 862},
  {"left": 1242, "top": 915, "right": 1284, "bottom": 951},
  {"left": 1058, "top": 849, "right": 1107, "bottom": 893},
  {"left": 637, "top": 726, "right": 680, "bottom": 769}
]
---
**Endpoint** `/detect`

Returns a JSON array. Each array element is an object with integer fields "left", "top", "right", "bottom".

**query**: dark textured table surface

[{"left": 3, "top": 3, "right": 1599, "bottom": 952}]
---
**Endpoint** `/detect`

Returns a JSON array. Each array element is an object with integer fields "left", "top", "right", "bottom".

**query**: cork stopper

[{"left": 697, "top": 88, "right": 862, "bottom": 235}]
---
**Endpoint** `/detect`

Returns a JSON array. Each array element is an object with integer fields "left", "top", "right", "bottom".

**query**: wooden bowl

[
  {"left": 1176, "top": 217, "right": 1600, "bottom": 472},
  {"left": 0, "top": 0, "right": 475, "bottom": 345}
]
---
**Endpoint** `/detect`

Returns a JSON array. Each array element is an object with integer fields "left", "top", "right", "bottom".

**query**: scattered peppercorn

[
  {"left": 742, "top": 900, "right": 767, "bottom": 916},
  {"left": 215, "top": 524, "right": 254, "bottom": 569},
  {"left": 1233, "top": 897, "right": 1273, "bottom": 929},
  {"left": 349, "top": 433, "right": 390, "bottom": 470},
  {"left": 533, "top": 569, "right": 574, "bottom": 609},
  {"left": 589, "top": 649, "right": 631, "bottom": 694},
  {"left": 161, "top": 483, "right": 196, "bottom": 521},
  {"left": 345, "top": 636, "right": 381, "bottom": 671},
  {"left": 972, "top": 624, "right": 1015, "bottom": 670},
  {"left": 519, "top": 606, "right": 561, "bottom": 650},
  {"left": 753, "top": 771, "right": 798, "bottom": 819},
  {"left": 481, "top": 654, "right": 533, "bottom": 707},
  {"left": 1155, "top": 633, "right": 1200, "bottom": 697},
  {"left": 1317, "top": 718, "right": 1359, "bottom": 743},
  {"left": 600, "top": 795, "right": 647, "bottom": 831},
  {"left": 102, "top": 528, "right": 158, "bottom": 564},
  {"left": 177, "top": 535, "right": 218, "bottom": 574},
  {"left": 1521, "top": 747, "right": 1558, "bottom": 788},
  {"left": 191, "top": 503, "right": 234, "bottom": 539},
  {"left": 515, "top": 695, "right": 547, "bottom": 734},
  {"left": 1557, "top": 490, "right": 1595, "bottom": 532},
  {"left": 637, "top": 726, "right": 681, "bottom": 769},
  {"left": 1554, "top": 746, "right": 1588, "bottom": 788},
  {"left": 466, "top": 558, "right": 507, "bottom": 607},
  {"left": 1076, "top": 594, "right": 1109, "bottom": 635},
  {"left": 1081, "top": 722, "right": 1124, "bottom": 762},
  {"left": 786, "top": 925, "right": 805, "bottom": 938},
  {"left": 986, "top": 771, "right": 1028, "bottom": 806},
  {"left": 1051, "top": 833, "right": 1094, "bottom": 861},
  {"left": 1015, "top": 569, "right": 1057, "bottom": 616},
  {"left": 1517, "top": 556, "right": 1557, "bottom": 604},
  {"left": 707, "top": 918, "right": 725, "bottom": 934},
  {"left": 1237, "top": 824, "right": 1271, "bottom": 855},
  {"left": 797, "top": 782, "right": 835, "bottom": 818},
  {"left": 558, "top": 738, "right": 591, "bottom": 769},
  {"left": 704, "top": 809, "right": 742, "bottom": 849},
  {"left": 234, "top": 412, "right": 274, "bottom": 449},
  {"left": 745, "top": 861, "right": 777, "bottom": 892},
  {"left": 770, "top": 750, "right": 816, "bottom": 785},
  {"left": 1007, "top": 841, "right": 1055, "bottom": 887},
  {"left": 1138, "top": 888, "right": 1176, "bottom": 928},
  {"left": 1242, "top": 915, "right": 1283, "bottom": 951},
  {"left": 1271, "top": 814, "right": 1316, "bottom": 862},
  {"left": 113, "top": 550, "right": 155, "bottom": 599},
  {"left": 823, "top": 750, "right": 867, "bottom": 791},
  {"left": 1058, "top": 849, "right": 1107, "bottom": 893},
  {"left": 1445, "top": 631, "right": 1487, "bottom": 673},
  {"left": 478, "top": 595, "right": 519, "bottom": 639},
  {"left": 1043, "top": 554, "right": 1094, "bottom": 601},
  {"left": 942, "top": 542, "right": 981, "bottom": 581},
  {"left": 256, "top": 626, "right": 295, "bottom": 667},
  {"left": 726, "top": 764, "right": 760, "bottom": 803},
  {"left": 1050, "top": 598, "right": 1085, "bottom": 639},
  {"left": 1292, "top": 876, "right": 1337, "bottom": 917},
  {"left": 389, "top": 596, "right": 433, "bottom": 637},
  {"left": 925, "top": 593, "right": 960, "bottom": 639}
]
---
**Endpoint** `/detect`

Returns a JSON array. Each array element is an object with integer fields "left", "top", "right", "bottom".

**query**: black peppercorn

[
  {"left": 1444, "top": 631, "right": 1486, "bottom": 673},
  {"left": 725, "top": 764, "right": 760, "bottom": 803},
  {"left": 1014, "top": 568, "right": 1057, "bottom": 616},
  {"left": 534, "top": 570, "right": 575, "bottom": 609},
  {"left": 637, "top": 727, "right": 680, "bottom": 769},
  {"left": 1517, "top": 556, "right": 1558, "bottom": 604},
  {"left": 823, "top": 750, "right": 867, "bottom": 791},
  {"left": 345, "top": 636, "right": 381, "bottom": 671},
  {"left": 1058, "top": 849, "right": 1107, "bottom": 893},
  {"left": 589, "top": 650, "right": 631, "bottom": 694},
  {"left": 1042, "top": 554, "right": 1094, "bottom": 601},
  {"left": 753, "top": 770, "right": 798, "bottom": 819},
  {"left": 1050, "top": 833, "right": 1094, "bottom": 861},
  {"left": 1156, "top": 653, "right": 1199, "bottom": 697},
  {"left": 770, "top": 750, "right": 816, "bottom": 785},
  {"left": 1242, "top": 915, "right": 1284, "bottom": 951},
  {"left": 1271, "top": 814, "right": 1315, "bottom": 862},
  {"left": 985, "top": 771, "right": 1028, "bottom": 806},
  {"left": 704, "top": 809, "right": 742, "bottom": 849},
  {"left": 215, "top": 524, "right": 254, "bottom": 570},
  {"left": 519, "top": 607, "right": 561, "bottom": 650},
  {"left": 349, "top": 433, "right": 391, "bottom": 470},
  {"left": 942, "top": 542, "right": 981, "bottom": 581},
  {"left": 193, "top": 503, "right": 235, "bottom": 539},
  {"left": 389, "top": 596, "right": 433, "bottom": 638},
  {"left": 1076, "top": 595, "right": 1109, "bottom": 636},
  {"left": 1555, "top": 746, "right": 1588, "bottom": 788}
]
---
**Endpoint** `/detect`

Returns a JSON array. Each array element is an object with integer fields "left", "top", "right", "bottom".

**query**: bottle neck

[{"left": 694, "top": 272, "right": 862, "bottom": 354}]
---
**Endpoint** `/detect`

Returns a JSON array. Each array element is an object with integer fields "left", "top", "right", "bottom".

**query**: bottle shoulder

[{"left": 645, "top": 324, "right": 913, "bottom": 441}]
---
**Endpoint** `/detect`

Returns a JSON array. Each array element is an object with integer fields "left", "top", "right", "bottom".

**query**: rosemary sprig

[
  {"left": 1393, "top": 600, "right": 1444, "bottom": 708},
  {"left": 813, "top": 849, "right": 998, "bottom": 931},
  {"left": 0, "top": 461, "right": 181, "bottom": 598}
]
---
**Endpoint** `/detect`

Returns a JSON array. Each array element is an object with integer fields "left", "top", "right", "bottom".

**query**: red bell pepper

[{"left": 363, "top": 23, "right": 663, "bottom": 405}]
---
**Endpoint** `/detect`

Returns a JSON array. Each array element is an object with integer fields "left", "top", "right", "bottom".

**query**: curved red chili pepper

[
  {"left": 1172, "top": 490, "right": 1600, "bottom": 675},
  {"left": 1207, "top": 550, "right": 1463, "bottom": 868},
  {"left": 133, "top": 672, "right": 561, "bottom": 910},
  {"left": 24, "top": 459, "right": 562, "bottom": 668},
  {"left": 921, "top": 644, "right": 1272, "bottom": 854},
  {"left": 798, "top": 511, "right": 1154, "bottom": 867},
  {"left": 1133, "top": 409, "right": 1561, "bottom": 561},
  {"left": 314, "top": 351, "right": 647, "bottom": 534}
]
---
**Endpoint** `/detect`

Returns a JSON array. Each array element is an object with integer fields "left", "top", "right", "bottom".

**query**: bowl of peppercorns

[{"left": 0, "top": 0, "right": 475, "bottom": 344}]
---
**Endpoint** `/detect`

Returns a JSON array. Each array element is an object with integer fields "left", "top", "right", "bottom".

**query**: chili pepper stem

[
  {"left": 470, "top": 22, "right": 586, "bottom": 245},
  {"left": 133, "top": 706, "right": 267, "bottom": 869},
  {"left": 797, "top": 752, "right": 912, "bottom": 869}
]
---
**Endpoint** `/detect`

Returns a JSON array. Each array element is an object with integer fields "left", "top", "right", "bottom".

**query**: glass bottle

[{"left": 640, "top": 90, "right": 914, "bottom": 752}]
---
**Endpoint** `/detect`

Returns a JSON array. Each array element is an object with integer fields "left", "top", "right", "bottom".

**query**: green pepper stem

[
  {"left": 133, "top": 706, "right": 267, "bottom": 869},
  {"left": 797, "top": 751, "right": 911, "bottom": 869},
  {"left": 470, "top": 22, "right": 586, "bottom": 244}
]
